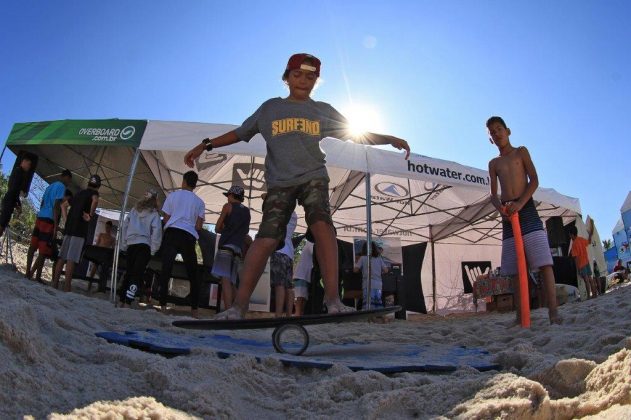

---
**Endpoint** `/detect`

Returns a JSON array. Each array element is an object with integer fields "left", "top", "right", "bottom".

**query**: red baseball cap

[{"left": 286, "top": 53, "right": 321, "bottom": 77}]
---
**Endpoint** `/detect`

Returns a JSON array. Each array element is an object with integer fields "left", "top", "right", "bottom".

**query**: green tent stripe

[
  {"left": 7, "top": 119, "right": 147, "bottom": 147},
  {"left": 9, "top": 122, "right": 44, "bottom": 142}
]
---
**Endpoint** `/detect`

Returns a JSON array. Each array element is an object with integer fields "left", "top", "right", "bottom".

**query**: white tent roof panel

[
  {"left": 137, "top": 120, "right": 581, "bottom": 246},
  {"left": 613, "top": 218, "right": 625, "bottom": 234}
]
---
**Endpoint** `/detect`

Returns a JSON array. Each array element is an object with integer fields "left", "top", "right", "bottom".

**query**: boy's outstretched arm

[
  {"left": 355, "top": 132, "right": 410, "bottom": 159},
  {"left": 184, "top": 130, "right": 241, "bottom": 168}
]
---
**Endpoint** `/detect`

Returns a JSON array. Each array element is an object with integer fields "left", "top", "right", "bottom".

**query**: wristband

[{"left": 202, "top": 138, "right": 213, "bottom": 151}]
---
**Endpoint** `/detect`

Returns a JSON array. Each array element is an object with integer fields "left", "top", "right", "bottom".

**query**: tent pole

[
  {"left": 110, "top": 148, "right": 141, "bottom": 303},
  {"left": 247, "top": 156, "right": 254, "bottom": 204},
  {"left": 365, "top": 172, "right": 372, "bottom": 310},
  {"left": 430, "top": 225, "right": 437, "bottom": 313}
]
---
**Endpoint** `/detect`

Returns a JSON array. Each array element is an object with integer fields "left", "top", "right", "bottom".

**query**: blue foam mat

[{"left": 95, "top": 329, "right": 500, "bottom": 373}]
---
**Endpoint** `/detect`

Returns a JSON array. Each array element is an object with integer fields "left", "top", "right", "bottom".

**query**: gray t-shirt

[{"left": 234, "top": 97, "right": 349, "bottom": 188}]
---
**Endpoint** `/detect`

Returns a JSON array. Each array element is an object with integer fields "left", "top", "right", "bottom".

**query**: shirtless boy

[{"left": 487, "top": 116, "right": 561, "bottom": 325}]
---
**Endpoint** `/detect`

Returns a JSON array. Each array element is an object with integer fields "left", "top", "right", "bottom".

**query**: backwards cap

[
  {"left": 89, "top": 174, "right": 101, "bottom": 188},
  {"left": 223, "top": 185, "right": 245, "bottom": 198},
  {"left": 286, "top": 53, "right": 321, "bottom": 77}
]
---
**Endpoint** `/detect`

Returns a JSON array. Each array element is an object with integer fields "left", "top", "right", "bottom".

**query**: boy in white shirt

[{"left": 158, "top": 171, "right": 205, "bottom": 317}]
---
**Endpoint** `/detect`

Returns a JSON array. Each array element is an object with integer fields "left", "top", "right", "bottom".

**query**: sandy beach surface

[{"left": 1, "top": 243, "right": 630, "bottom": 419}]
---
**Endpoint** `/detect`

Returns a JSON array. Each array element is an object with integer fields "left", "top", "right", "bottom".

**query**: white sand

[{"left": 1, "top": 244, "right": 630, "bottom": 419}]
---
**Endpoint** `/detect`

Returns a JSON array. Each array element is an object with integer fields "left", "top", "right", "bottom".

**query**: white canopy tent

[
  {"left": 612, "top": 218, "right": 629, "bottom": 265},
  {"left": 5, "top": 118, "right": 582, "bottom": 312},
  {"left": 137, "top": 120, "right": 582, "bottom": 313}
]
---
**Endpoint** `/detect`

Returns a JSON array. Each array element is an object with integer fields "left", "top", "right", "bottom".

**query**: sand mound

[
  {"left": 449, "top": 350, "right": 631, "bottom": 419},
  {"left": 0, "top": 244, "right": 630, "bottom": 418},
  {"left": 47, "top": 397, "right": 197, "bottom": 419}
]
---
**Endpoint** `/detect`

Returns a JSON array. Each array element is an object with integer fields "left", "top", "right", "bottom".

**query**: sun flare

[{"left": 343, "top": 104, "right": 385, "bottom": 137}]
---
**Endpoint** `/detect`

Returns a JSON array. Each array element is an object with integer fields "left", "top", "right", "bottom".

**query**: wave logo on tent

[
  {"left": 196, "top": 153, "right": 228, "bottom": 172},
  {"left": 375, "top": 182, "right": 408, "bottom": 201},
  {"left": 233, "top": 163, "right": 266, "bottom": 192},
  {"left": 120, "top": 126, "right": 136, "bottom": 140}
]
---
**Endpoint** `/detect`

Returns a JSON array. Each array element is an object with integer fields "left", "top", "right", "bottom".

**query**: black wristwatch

[{"left": 202, "top": 138, "right": 213, "bottom": 151}]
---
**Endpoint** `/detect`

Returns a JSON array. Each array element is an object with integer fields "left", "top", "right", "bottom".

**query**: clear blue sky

[{"left": 1, "top": 0, "right": 629, "bottom": 238}]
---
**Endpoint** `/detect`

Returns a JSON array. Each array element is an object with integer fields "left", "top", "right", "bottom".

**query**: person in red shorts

[
  {"left": 569, "top": 225, "right": 599, "bottom": 298},
  {"left": 25, "top": 169, "right": 73, "bottom": 281}
]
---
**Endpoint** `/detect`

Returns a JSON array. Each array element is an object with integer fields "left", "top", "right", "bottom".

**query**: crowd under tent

[
  {"left": 5, "top": 119, "right": 583, "bottom": 314},
  {"left": 5, "top": 120, "right": 166, "bottom": 211}
]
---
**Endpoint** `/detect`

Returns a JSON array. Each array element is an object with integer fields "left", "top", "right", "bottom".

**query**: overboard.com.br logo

[{"left": 120, "top": 126, "right": 136, "bottom": 140}]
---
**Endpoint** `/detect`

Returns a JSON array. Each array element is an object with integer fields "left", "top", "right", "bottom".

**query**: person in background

[
  {"left": 52, "top": 174, "right": 101, "bottom": 292},
  {"left": 158, "top": 171, "right": 205, "bottom": 317},
  {"left": 25, "top": 169, "right": 72, "bottom": 281},
  {"left": 94, "top": 221, "right": 116, "bottom": 248},
  {"left": 87, "top": 220, "right": 116, "bottom": 292},
  {"left": 119, "top": 189, "right": 162, "bottom": 307},
  {"left": 211, "top": 185, "right": 251, "bottom": 311},
  {"left": 569, "top": 225, "right": 599, "bottom": 299},
  {"left": 612, "top": 259, "right": 628, "bottom": 283},
  {"left": 592, "top": 259, "right": 603, "bottom": 294},
  {"left": 354, "top": 241, "right": 388, "bottom": 310},
  {"left": 271, "top": 211, "right": 298, "bottom": 317},
  {"left": 0, "top": 155, "right": 33, "bottom": 239},
  {"left": 378, "top": 245, "right": 397, "bottom": 308},
  {"left": 29, "top": 189, "right": 73, "bottom": 283},
  {"left": 487, "top": 116, "right": 561, "bottom": 325},
  {"left": 293, "top": 238, "right": 314, "bottom": 316}
]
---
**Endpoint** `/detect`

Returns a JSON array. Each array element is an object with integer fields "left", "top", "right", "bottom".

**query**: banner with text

[
  {"left": 367, "top": 147, "right": 490, "bottom": 190},
  {"left": 7, "top": 119, "right": 147, "bottom": 147}
]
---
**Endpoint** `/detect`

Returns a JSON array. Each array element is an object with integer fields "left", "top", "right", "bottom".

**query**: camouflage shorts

[{"left": 257, "top": 177, "right": 333, "bottom": 242}]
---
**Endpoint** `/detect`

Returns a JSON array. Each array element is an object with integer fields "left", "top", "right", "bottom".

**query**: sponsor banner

[
  {"left": 367, "top": 148, "right": 490, "bottom": 189},
  {"left": 342, "top": 224, "right": 415, "bottom": 238},
  {"left": 6, "top": 119, "right": 147, "bottom": 147}
]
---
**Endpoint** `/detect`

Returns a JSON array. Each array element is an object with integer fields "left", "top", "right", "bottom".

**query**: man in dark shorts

[
  {"left": 25, "top": 169, "right": 73, "bottom": 281},
  {"left": 212, "top": 185, "right": 251, "bottom": 310},
  {"left": 52, "top": 174, "right": 101, "bottom": 292},
  {"left": 0, "top": 155, "right": 33, "bottom": 239}
]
